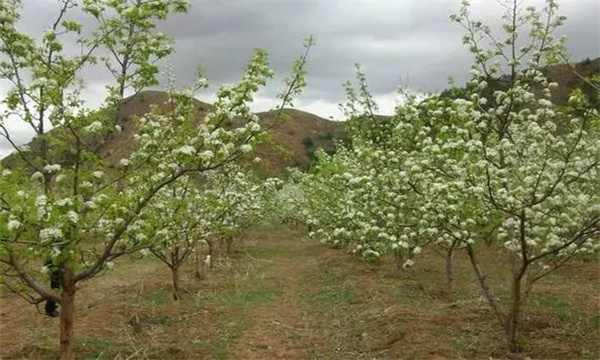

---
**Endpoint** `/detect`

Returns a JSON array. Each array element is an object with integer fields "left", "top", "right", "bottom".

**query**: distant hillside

[
  {"left": 2, "top": 58, "right": 596, "bottom": 172},
  {"left": 544, "top": 57, "right": 599, "bottom": 107},
  {"left": 1, "top": 90, "right": 344, "bottom": 173},
  {"left": 443, "top": 57, "right": 600, "bottom": 106}
]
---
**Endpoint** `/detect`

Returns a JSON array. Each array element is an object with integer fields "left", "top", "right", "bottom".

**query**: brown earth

[{"left": 1, "top": 225, "right": 598, "bottom": 360}]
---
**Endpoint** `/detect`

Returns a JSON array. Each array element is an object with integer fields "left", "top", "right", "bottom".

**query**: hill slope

[
  {"left": 2, "top": 58, "right": 597, "bottom": 171},
  {"left": 86, "top": 90, "right": 346, "bottom": 171},
  {"left": 98, "top": 90, "right": 344, "bottom": 170},
  {"left": 1, "top": 90, "right": 344, "bottom": 172}
]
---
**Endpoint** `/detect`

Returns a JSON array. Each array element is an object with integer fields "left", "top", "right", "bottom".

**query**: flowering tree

[
  {"left": 132, "top": 175, "right": 205, "bottom": 300},
  {"left": 292, "top": 0, "right": 599, "bottom": 353},
  {"left": 208, "top": 170, "right": 282, "bottom": 256},
  {"left": 440, "top": 0, "right": 600, "bottom": 351},
  {"left": 140, "top": 163, "right": 283, "bottom": 301},
  {"left": 292, "top": 74, "right": 441, "bottom": 271},
  {"left": 0, "top": 1, "right": 313, "bottom": 358}
]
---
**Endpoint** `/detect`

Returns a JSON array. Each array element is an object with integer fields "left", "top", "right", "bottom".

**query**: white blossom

[
  {"left": 67, "top": 211, "right": 79, "bottom": 224},
  {"left": 7, "top": 219, "right": 21, "bottom": 231},
  {"left": 240, "top": 144, "right": 252, "bottom": 153},
  {"left": 43, "top": 164, "right": 61, "bottom": 173},
  {"left": 85, "top": 121, "right": 103, "bottom": 133},
  {"left": 40, "top": 228, "right": 63, "bottom": 241},
  {"left": 199, "top": 150, "right": 214, "bottom": 160},
  {"left": 177, "top": 145, "right": 196, "bottom": 155},
  {"left": 31, "top": 171, "right": 44, "bottom": 180}
]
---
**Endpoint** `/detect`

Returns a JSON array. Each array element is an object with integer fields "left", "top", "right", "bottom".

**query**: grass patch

[
  {"left": 299, "top": 264, "right": 359, "bottom": 315},
  {"left": 135, "top": 287, "right": 173, "bottom": 306},
  {"left": 394, "top": 282, "right": 432, "bottom": 307},
  {"left": 190, "top": 310, "right": 256, "bottom": 360},
  {"left": 77, "top": 337, "right": 129, "bottom": 360},
  {"left": 244, "top": 244, "right": 296, "bottom": 259},
  {"left": 210, "top": 287, "right": 283, "bottom": 308},
  {"left": 197, "top": 271, "right": 284, "bottom": 308},
  {"left": 532, "top": 293, "right": 574, "bottom": 321}
]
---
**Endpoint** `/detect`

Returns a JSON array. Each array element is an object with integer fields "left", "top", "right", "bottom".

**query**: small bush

[{"left": 302, "top": 136, "right": 314, "bottom": 148}]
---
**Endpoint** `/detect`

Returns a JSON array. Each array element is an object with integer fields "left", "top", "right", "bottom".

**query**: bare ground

[{"left": 1, "top": 225, "right": 599, "bottom": 360}]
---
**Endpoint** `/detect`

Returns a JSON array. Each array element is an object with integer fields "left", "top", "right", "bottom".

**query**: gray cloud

[
  {"left": 3, "top": 0, "right": 597, "bottom": 156},
  {"left": 7, "top": 0, "right": 600, "bottom": 108},
  {"left": 156, "top": 0, "right": 598, "bottom": 103}
]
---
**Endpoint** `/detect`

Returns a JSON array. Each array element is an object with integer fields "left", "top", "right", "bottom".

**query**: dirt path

[
  {"left": 229, "top": 226, "right": 385, "bottom": 360},
  {"left": 229, "top": 230, "right": 315, "bottom": 359}
]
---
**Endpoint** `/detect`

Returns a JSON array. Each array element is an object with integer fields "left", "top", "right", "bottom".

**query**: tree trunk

[
  {"left": 507, "top": 269, "right": 526, "bottom": 353},
  {"left": 207, "top": 240, "right": 214, "bottom": 269},
  {"left": 59, "top": 267, "right": 77, "bottom": 360},
  {"left": 465, "top": 244, "right": 506, "bottom": 328},
  {"left": 194, "top": 247, "right": 202, "bottom": 279},
  {"left": 170, "top": 265, "right": 181, "bottom": 300},
  {"left": 507, "top": 278, "right": 520, "bottom": 352},
  {"left": 444, "top": 242, "right": 456, "bottom": 298},
  {"left": 394, "top": 249, "right": 402, "bottom": 270},
  {"left": 226, "top": 237, "right": 233, "bottom": 254}
]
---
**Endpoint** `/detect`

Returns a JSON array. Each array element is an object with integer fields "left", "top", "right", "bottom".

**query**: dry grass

[{"left": 1, "top": 225, "right": 599, "bottom": 360}]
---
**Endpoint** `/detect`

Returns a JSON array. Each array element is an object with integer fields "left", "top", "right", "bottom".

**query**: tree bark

[
  {"left": 507, "top": 273, "right": 522, "bottom": 353},
  {"left": 194, "top": 246, "right": 202, "bottom": 279},
  {"left": 170, "top": 265, "right": 181, "bottom": 300},
  {"left": 465, "top": 244, "right": 506, "bottom": 327},
  {"left": 226, "top": 237, "right": 233, "bottom": 254},
  {"left": 444, "top": 241, "right": 457, "bottom": 298},
  {"left": 394, "top": 249, "right": 402, "bottom": 270},
  {"left": 207, "top": 240, "right": 214, "bottom": 269},
  {"left": 59, "top": 267, "right": 77, "bottom": 360}
]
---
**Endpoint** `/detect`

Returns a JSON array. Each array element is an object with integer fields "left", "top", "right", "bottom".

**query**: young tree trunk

[
  {"left": 506, "top": 274, "right": 522, "bottom": 353},
  {"left": 394, "top": 249, "right": 402, "bottom": 270},
  {"left": 465, "top": 244, "right": 506, "bottom": 328},
  {"left": 444, "top": 242, "right": 456, "bottom": 298},
  {"left": 225, "top": 237, "right": 233, "bottom": 254},
  {"left": 170, "top": 265, "right": 181, "bottom": 300},
  {"left": 194, "top": 247, "right": 202, "bottom": 279},
  {"left": 59, "top": 267, "right": 77, "bottom": 360},
  {"left": 207, "top": 240, "right": 214, "bottom": 269}
]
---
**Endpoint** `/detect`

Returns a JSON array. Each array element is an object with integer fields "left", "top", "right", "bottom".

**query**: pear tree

[{"left": 0, "top": 1, "right": 314, "bottom": 358}]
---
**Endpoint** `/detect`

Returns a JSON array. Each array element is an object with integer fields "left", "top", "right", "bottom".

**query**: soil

[{"left": 0, "top": 225, "right": 598, "bottom": 360}]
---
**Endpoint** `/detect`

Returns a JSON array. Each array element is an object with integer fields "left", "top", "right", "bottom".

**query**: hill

[
  {"left": 1, "top": 90, "right": 344, "bottom": 173},
  {"left": 99, "top": 90, "right": 345, "bottom": 171},
  {"left": 2, "top": 58, "right": 597, "bottom": 172}
]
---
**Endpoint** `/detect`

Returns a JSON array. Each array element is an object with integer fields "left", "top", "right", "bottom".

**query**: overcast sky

[{"left": 1, "top": 0, "right": 599, "bottom": 157}]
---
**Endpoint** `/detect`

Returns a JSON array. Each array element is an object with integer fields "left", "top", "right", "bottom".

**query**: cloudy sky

[{"left": 1, "top": 0, "right": 598, "bottom": 156}]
